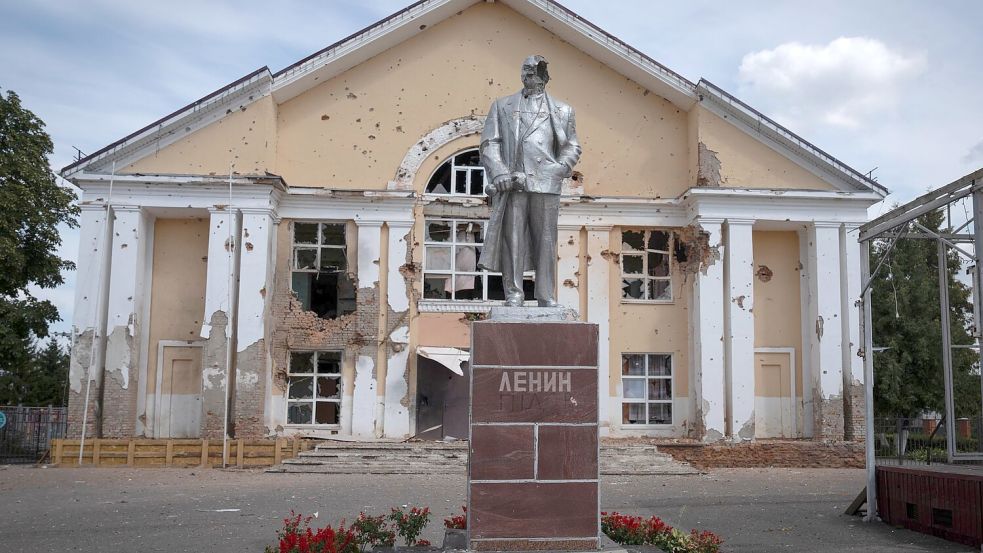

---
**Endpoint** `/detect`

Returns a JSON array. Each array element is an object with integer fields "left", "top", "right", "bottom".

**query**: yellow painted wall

[
  {"left": 417, "top": 313, "right": 471, "bottom": 348},
  {"left": 146, "top": 218, "right": 210, "bottom": 393},
  {"left": 126, "top": 95, "right": 277, "bottom": 176},
  {"left": 696, "top": 107, "right": 834, "bottom": 191},
  {"left": 751, "top": 230, "right": 803, "bottom": 396},
  {"left": 608, "top": 227, "right": 691, "bottom": 429}
]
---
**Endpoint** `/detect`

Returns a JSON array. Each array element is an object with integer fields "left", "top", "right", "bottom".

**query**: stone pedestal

[{"left": 468, "top": 312, "right": 599, "bottom": 551}]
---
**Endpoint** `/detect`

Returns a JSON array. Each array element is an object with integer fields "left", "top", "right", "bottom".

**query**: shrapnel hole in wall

[{"left": 291, "top": 222, "right": 357, "bottom": 319}]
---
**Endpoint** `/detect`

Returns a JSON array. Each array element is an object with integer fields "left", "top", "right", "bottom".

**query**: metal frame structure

[{"left": 858, "top": 168, "right": 983, "bottom": 521}]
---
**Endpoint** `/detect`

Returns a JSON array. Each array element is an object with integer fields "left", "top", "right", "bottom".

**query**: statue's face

[{"left": 521, "top": 60, "right": 546, "bottom": 90}]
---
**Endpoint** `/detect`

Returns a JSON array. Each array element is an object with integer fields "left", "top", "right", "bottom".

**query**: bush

[
  {"left": 389, "top": 506, "right": 431, "bottom": 546},
  {"left": 266, "top": 511, "right": 358, "bottom": 553},
  {"left": 443, "top": 506, "right": 467, "bottom": 529},
  {"left": 600, "top": 512, "right": 722, "bottom": 553},
  {"left": 352, "top": 513, "right": 395, "bottom": 550}
]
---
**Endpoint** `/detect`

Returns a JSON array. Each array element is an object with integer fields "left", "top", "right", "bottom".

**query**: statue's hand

[
  {"left": 511, "top": 172, "right": 527, "bottom": 191},
  {"left": 484, "top": 182, "right": 499, "bottom": 196},
  {"left": 493, "top": 174, "right": 512, "bottom": 192}
]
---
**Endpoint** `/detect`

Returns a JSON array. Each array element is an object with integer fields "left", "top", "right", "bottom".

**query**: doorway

[{"left": 754, "top": 348, "right": 796, "bottom": 438}]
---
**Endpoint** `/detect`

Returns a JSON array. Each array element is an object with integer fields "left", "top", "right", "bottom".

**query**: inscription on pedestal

[{"left": 468, "top": 320, "right": 599, "bottom": 552}]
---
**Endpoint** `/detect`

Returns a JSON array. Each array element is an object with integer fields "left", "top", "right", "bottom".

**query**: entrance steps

[{"left": 268, "top": 441, "right": 698, "bottom": 475}]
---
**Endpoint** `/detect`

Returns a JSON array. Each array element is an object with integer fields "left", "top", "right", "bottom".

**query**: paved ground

[{"left": 0, "top": 466, "right": 973, "bottom": 552}]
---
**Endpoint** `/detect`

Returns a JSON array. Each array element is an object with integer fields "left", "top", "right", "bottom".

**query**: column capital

[
  {"left": 79, "top": 203, "right": 109, "bottom": 212},
  {"left": 585, "top": 224, "right": 613, "bottom": 232},
  {"left": 812, "top": 221, "right": 843, "bottom": 229},
  {"left": 385, "top": 220, "right": 414, "bottom": 229},
  {"left": 692, "top": 216, "right": 726, "bottom": 226},
  {"left": 355, "top": 219, "right": 385, "bottom": 228},
  {"left": 111, "top": 204, "right": 142, "bottom": 213},
  {"left": 725, "top": 217, "right": 755, "bottom": 226},
  {"left": 557, "top": 223, "right": 583, "bottom": 231}
]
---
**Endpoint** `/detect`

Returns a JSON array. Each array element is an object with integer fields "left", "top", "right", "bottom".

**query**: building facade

[{"left": 61, "top": 0, "right": 885, "bottom": 444}]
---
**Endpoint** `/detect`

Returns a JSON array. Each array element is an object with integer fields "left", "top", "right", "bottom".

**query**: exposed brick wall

[
  {"left": 67, "top": 330, "right": 101, "bottom": 439},
  {"left": 844, "top": 383, "right": 866, "bottom": 442},
  {"left": 656, "top": 440, "right": 865, "bottom": 469}
]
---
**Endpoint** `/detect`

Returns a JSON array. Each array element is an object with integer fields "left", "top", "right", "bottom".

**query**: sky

[{"left": 1, "top": 0, "right": 981, "bottom": 338}]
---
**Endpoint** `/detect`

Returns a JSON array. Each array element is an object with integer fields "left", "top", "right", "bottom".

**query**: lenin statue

[{"left": 477, "top": 55, "right": 582, "bottom": 307}]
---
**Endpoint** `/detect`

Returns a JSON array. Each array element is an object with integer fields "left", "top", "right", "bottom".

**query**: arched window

[{"left": 425, "top": 148, "right": 485, "bottom": 196}]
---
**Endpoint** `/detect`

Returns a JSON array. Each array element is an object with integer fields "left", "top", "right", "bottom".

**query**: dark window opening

[
  {"left": 931, "top": 508, "right": 953, "bottom": 528},
  {"left": 905, "top": 503, "right": 918, "bottom": 520},
  {"left": 292, "top": 272, "right": 356, "bottom": 319},
  {"left": 292, "top": 222, "right": 355, "bottom": 319}
]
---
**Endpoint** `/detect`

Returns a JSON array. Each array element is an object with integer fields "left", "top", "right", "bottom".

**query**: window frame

[
  {"left": 285, "top": 350, "right": 343, "bottom": 427},
  {"left": 620, "top": 229, "right": 674, "bottom": 304},
  {"left": 424, "top": 148, "right": 487, "bottom": 198},
  {"left": 291, "top": 221, "right": 348, "bottom": 274},
  {"left": 421, "top": 216, "right": 534, "bottom": 304},
  {"left": 620, "top": 353, "right": 674, "bottom": 427}
]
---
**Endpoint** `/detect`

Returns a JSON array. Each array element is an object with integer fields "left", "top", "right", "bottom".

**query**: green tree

[
  {"left": 0, "top": 89, "right": 78, "bottom": 386},
  {"left": 871, "top": 209, "right": 981, "bottom": 419},
  {"left": 0, "top": 337, "right": 69, "bottom": 406}
]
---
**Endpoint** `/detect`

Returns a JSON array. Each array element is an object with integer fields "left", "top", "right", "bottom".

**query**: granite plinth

[{"left": 469, "top": 319, "right": 600, "bottom": 551}]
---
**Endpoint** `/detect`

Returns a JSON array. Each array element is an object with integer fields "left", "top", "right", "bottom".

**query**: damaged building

[{"left": 60, "top": 0, "right": 885, "bottom": 444}]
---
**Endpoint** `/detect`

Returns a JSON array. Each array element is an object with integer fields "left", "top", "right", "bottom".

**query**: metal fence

[
  {"left": 873, "top": 416, "right": 983, "bottom": 466},
  {"left": 0, "top": 406, "right": 68, "bottom": 464}
]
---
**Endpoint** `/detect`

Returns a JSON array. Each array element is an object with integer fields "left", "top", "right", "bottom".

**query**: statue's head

[{"left": 521, "top": 55, "right": 549, "bottom": 91}]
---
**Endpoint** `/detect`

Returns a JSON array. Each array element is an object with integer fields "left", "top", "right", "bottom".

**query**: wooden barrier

[{"left": 49, "top": 438, "right": 310, "bottom": 468}]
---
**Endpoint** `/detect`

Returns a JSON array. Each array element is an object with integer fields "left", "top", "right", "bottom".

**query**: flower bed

[
  {"left": 267, "top": 506, "right": 436, "bottom": 553},
  {"left": 601, "top": 512, "right": 723, "bottom": 553}
]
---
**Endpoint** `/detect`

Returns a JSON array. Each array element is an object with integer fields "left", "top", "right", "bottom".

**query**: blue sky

[{"left": 2, "top": 0, "right": 981, "bottom": 338}]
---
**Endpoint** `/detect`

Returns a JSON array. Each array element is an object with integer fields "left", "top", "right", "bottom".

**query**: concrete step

[{"left": 268, "top": 441, "right": 698, "bottom": 475}]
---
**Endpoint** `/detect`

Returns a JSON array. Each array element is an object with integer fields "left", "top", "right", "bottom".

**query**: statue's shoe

[
  {"left": 504, "top": 293, "right": 524, "bottom": 307},
  {"left": 537, "top": 299, "right": 559, "bottom": 308}
]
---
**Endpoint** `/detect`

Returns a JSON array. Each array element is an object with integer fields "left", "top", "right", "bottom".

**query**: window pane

[
  {"left": 453, "top": 273, "right": 482, "bottom": 300},
  {"left": 287, "top": 402, "right": 313, "bottom": 424},
  {"left": 315, "top": 402, "right": 340, "bottom": 425},
  {"left": 317, "top": 352, "right": 341, "bottom": 374},
  {"left": 622, "top": 354, "right": 645, "bottom": 376},
  {"left": 648, "top": 231, "right": 669, "bottom": 251},
  {"left": 648, "top": 279, "right": 671, "bottom": 301},
  {"left": 294, "top": 223, "right": 318, "bottom": 244},
  {"left": 622, "top": 403, "right": 646, "bottom": 425},
  {"left": 648, "top": 403, "right": 672, "bottom": 425},
  {"left": 290, "top": 352, "right": 314, "bottom": 374},
  {"left": 622, "top": 230, "right": 644, "bottom": 251},
  {"left": 649, "top": 379, "right": 672, "bottom": 400},
  {"left": 487, "top": 275, "right": 505, "bottom": 300},
  {"left": 470, "top": 170, "right": 485, "bottom": 196},
  {"left": 424, "top": 275, "right": 451, "bottom": 299},
  {"left": 622, "top": 279, "right": 644, "bottom": 299},
  {"left": 291, "top": 273, "right": 313, "bottom": 310},
  {"left": 622, "top": 254, "right": 643, "bottom": 275},
  {"left": 321, "top": 224, "right": 345, "bottom": 246},
  {"left": 426, "top": 221, "right": 451, "bottom": 242},
  {"left": 648, "top": 354, "right": 671, "bottom": 376},
  {"left": 426, "top": 246, "right": 452, "bottom": 270},
  {"left": 454, "top": 170, "right": 469, "bottom": 194},
  {"left": 426, "top": 163, "right": 451, "bottom": 194},
  {"left": 457, "top": 221, "right": 483, "bottom": 242},
  {"left": 317, "top": 377, "right": 340, "bottom": 399},
  {"left": 456, "top": 149, "right": 481, "bottom": 166},
  {"left": 295, "top": 248, "right": 317, "bottom": 270},
  {"left": 288, "top": 377, "right": 313, "bottom": 399},
  {"left": 320, "top": 248, "right": 347, "bottom": 271},
  {"left": 623, "top": 379, "right": 645, "bottom": 399},
  {"left": 648, "top": 252, "right": 670, "bottom": 277}
]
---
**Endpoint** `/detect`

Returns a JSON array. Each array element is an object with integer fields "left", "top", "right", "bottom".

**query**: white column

[
  {"left": 556, "top": 224, "right": 582, "bottom": 312},
  {"left": 798, "top": 228, "right": 815, "bottom": 438},
  {"left": 808, "top": 222, "right": 845, "bottom": 439},
  {"left": 585, "top": 225, "right": 612, "bottom": 433},
  {"left": 69, "top": 206, "right": 111, "bottom": 396},
  {"left": 692, "top": 218, "right": 726, "bottom": 442},
  {"left": 841, "top": 223, "right": 864, "bottom": 386},
  {"left": 352, "top": 220, "right": 383, "bottom": 437},
  {"left": 725, "top": 219, "right": 755, "bottom": 441},
  {"left": 103, "top": 206, "right": 147, "bottom": 436},
  {"left": 236, "top": 208, "right": 274, "bottom": 435},
  {"left": 384, "top": 221, "right": 413, "bottom": 438},
  {"left": 201, "top": 208, "right": 236, "bottom": 338}
]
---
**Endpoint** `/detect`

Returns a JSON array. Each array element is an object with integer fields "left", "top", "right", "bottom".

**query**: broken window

[
  {"left": 291, "top": 222, "right": 356, "bottom": 318},
  {"left": 621, "top": 354, "right": 673, "bottom": 425},
  {"left": 286, "top": 351, "right": 342, "bottom": 425},
  {"left": 425, "top": 148, "right": 486, "bottom": 196},
  {"left": 422, "top": 217, "right": 534, "bottom": 301},
  {"left": 621, "top": 229, "right": 672, "bottom": 301}
]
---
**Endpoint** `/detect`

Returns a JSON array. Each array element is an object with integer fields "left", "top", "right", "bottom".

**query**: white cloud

[
  {"left": 964, "top": 140, "right": 983, "bottom": 165},
  {"left": 737, "top": 37, "right": 925, "bottom": 129}
]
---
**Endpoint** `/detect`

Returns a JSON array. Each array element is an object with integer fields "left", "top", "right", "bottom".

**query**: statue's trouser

[{"left": 501, "top": 191, "right": 560, "bottom": 304}]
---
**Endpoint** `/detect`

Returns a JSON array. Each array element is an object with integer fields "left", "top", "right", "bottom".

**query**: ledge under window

[{"left": 417, "top": 300, "right": 538, "bottom": 313}]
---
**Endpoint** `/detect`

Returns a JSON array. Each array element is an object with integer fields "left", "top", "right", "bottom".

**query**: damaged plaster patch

[
  {"left": 738, "top": 417, "right": 755, "bottom": 440},
  {"left": 384, "top": 347, "right": 410, "bottom": 437},
  {"left": 697, "top": 142, "right": 723, "bottom": 187},
  {"left": 104, "top": 325, "right": 134, "bottom": 390},
  {"left": 756, "top": 265, "right": 773, "bottom": 282},
  {"left": 69, "top": 328, "right": 95, "bottom": 393},
  {"left": 675, "top": 224, "right": 721, "bottom": 275}
]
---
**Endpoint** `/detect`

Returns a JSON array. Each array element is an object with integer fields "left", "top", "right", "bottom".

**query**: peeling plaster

[
  {"left": 737, "top": 417, "right": 755, "bottom": 441},
  {"left": 696, "top": 142, "right": 723, "bottom": 187},
  {"left": 352, "top": 355, "right": 376, "bottom": 437},
  {"left": 104, "top": 325, "right": 134, "bottom": 390},
  {"left": 69, "top": 329, "right": 95, "bottom": 393},
  {"left": 387, "top": 227, "right": 412, "bottom": 312},
  {"left": 676, "top": 224, "right": 721, "bottom": 276}
]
